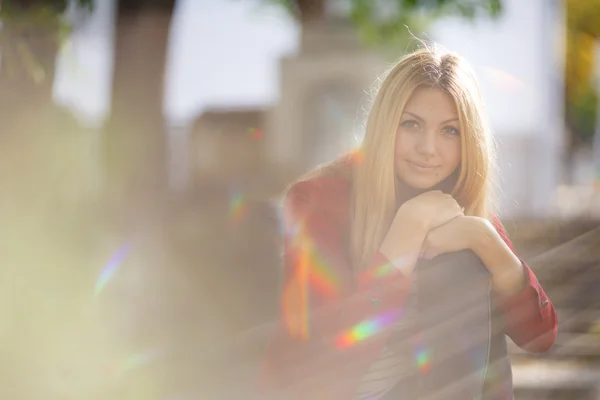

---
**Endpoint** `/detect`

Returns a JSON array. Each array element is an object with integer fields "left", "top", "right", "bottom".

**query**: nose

[{"left": 416, "top": 130, "right": 436, "bottom": 157}]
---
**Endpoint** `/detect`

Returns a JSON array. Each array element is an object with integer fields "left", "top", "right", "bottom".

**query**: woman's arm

[
  {"left": 261, "top": 180, "right": 422, "bottom": 398},
  {"left": 470, "top": 217, "right": 558, "bottom": 353},
  {"left": 421, "top": 216, "right": 557, "bottom": 353}
]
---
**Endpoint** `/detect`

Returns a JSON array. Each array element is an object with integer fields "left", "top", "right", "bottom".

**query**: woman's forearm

[
  {"left": 469, "top": 218, "right": 527, "bottom": 295},
  {"left": 379, "top": 209, "right": 428, "bottom": 276}
]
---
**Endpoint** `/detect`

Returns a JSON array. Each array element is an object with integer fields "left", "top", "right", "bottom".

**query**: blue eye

[
  {"left": 400, "top": 120, "right": 421, "bottom": 130},
  {"left": 443, "top": 126, "right": 460, "bottom": 136}
]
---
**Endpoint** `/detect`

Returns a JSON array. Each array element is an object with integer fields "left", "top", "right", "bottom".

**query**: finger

[
  {"left": 423, "top": 250, "right": 437, "bottom": 260},
  {"left": 448, "top": 213, "right": 462, "bottom": 223},
  {"left": 418, "top": 243, "right": 427, "bottom": 258},
  {"left": 420, "top": 242, "right": 435, "bottom": 259}
]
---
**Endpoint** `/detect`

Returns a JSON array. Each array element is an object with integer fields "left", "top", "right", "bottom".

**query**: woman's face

[{"left": 395, "top": 86, "right": 462, "bottom": 190}]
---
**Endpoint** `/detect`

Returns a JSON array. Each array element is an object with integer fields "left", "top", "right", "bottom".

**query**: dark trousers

[{"left": 380, "top": 250, "right": 492, "bottom": 400}]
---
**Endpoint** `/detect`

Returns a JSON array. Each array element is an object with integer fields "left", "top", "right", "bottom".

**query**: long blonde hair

[{"left": 297, "top": 46, "right": 496, "bottom": 272}]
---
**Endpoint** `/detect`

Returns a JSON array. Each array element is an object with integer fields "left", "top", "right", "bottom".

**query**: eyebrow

[{"left": 403, "top": 111, "right": 459, "bottom": 125}]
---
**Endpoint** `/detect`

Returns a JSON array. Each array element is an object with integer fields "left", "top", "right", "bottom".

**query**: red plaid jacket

[{"left": 260, "top": 174, "right": 557, "bottom": 399}]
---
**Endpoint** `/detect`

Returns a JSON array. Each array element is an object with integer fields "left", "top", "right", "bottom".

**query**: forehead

[{"left": 403, "top": 86, "right": 458, "bottom": 118}]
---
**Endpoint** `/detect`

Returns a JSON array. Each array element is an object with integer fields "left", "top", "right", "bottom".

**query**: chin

[
  {"left": 400, "top": 176, "right": 442, "bottom": 190},
  {"left": 408, "top": 181, "right": 438, "bottom": 190}
]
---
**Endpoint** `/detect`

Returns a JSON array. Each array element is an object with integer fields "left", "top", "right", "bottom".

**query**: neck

[{"left": 395, "top": 170, "right": 459, "bottom": 208}]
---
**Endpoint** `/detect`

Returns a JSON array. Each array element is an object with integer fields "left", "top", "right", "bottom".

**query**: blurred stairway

[
  {"left": 504, "top": 219, "right": 600, "bottom": 400},
  {"left": 164, "top": 183, "right": 600, "bottom": 399}
]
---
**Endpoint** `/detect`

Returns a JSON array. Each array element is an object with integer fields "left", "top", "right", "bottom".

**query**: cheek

[
  {"left": 394, "top": 131, "right": 411, "bottom": 157},
  {"left": 441, "top": 140, "right": 462, "bottom": 168}
]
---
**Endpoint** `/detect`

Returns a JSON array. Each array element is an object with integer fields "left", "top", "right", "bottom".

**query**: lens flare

[
  {"left": 95, "top": 242, "right": 133, "bottom": 296},
  {"left": 335, "top": 310, "right": 402, "bottom": 349}
]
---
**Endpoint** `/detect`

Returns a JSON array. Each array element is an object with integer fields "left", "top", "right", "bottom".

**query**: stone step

[
  {"left": 556, "top": 307, "right": 600, "bottom": 333},
  {"left": 513, "top": 387, "right": 598, "bottom": 400},
  {"left": 523, "top": 225, "right": 600, "bottom": 279},
  {"left": 504, "top": 219, "right": 599, "bottom": 249},
  {"left": 509, "top": 333, "right": 600, "bottom": 357},
  {"left": 511, "top": 358, "right": 600, "bottom": 390}
]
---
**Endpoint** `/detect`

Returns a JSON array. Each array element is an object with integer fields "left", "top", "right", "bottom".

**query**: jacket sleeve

[
  {"left": 491, "top": 217, "right": 558, "bottom": 353},
  {"left": 259, "top": 181, "right": 412, "bottom": 398}
]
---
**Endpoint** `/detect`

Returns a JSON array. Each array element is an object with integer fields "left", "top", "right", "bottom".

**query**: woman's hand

[
  {"left": 399, "top": 190, "right": 464, "bottom": 231},
  {"left": 420, "top": 216, "right": 479, "bottom": 260},
  {"left": 421, "top": 216, "right": 527, "bottom": 294},
  {"left": 379, "top": 191, "right": 463, "bottom": 276}
]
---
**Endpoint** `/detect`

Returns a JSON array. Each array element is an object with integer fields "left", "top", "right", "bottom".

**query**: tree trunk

[
  {"left": 296, "top": 0, "right": 326, "bottom": 22},
  {"left": 100, "top": 2, "right": 178, "bottom": 398},
  {"left": 593, "top": 39, "right": 600, "bottom": 187},
  {"left": 563, "top": 115, "right": 578, "bottom": 184},
  {"left": 102, "top": 0, "right": 175, "bottom": 224}
]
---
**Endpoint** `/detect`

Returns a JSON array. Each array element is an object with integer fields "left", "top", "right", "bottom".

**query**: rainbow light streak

[
  {"left": 292, "top": 229, "right": 342, "bottom": 297},
  {"left": 307, "top": 270, "right": 337, "bottom": 298},
  {"left": 282, "top": 245, "right": 309, "bottom": 339},
  {"left": 95, "top": 242, "right": 132, "bottom": 296},
  {"left": 372, "top": 262, "right": 398, "bottom": 279},
  {"left": 415, "top": 346, "right": 431, "bottom": 373},
  {"left": 455, "top": 330, "right": 488, "bottom": 384},
  {"left": 248, "top": 127, "right": 263, "bottom": 140},
  {"left": 358, "top": 259, "right": 404, "bottom": 286},
  {"left": 281, "top": 227, "right": 342, "bottom": 339},
  {"left": 350, "top": 148, "right": 364, "bottom": 164},
  {"left": 277, "top": 202, "right": 300, "bottom": 239},
  {"left": 229, "top": 190, "right": 248, "bottom": 224},
  {"left": 483, "top": 67, "right": 525, "bottom": 91},
  {"left": 305, "top": 244, "right": 340, "bottom": 298},
  {"left": 484, "top": 364, "right": 498, "bottom": 383},
  {"left": 107, "top": 349, "right": 161, "bottom": 377},
  {"left": 335, "top": 309, "right": 402, "bottom": 349}
]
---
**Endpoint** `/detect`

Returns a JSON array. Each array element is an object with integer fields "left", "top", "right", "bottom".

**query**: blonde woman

[{"left": 260, "top": 47, "right": 557, "bottom": 400}]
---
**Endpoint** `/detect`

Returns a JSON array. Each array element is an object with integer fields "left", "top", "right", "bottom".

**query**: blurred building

[
  {"left": 45, "top": 2, "right": 600, "bottom": 398},
  {"left": 188, "top": 22, "right": 379, "bottom": 195},
  {"left": 54, "top": 0, "right": 584, "bottom": 218},
  {"left": 431, "top": 0, "right": 565, "bottom": 217},
  {"left": 184, "top": 0, "right": 569, "bottom": 219}
]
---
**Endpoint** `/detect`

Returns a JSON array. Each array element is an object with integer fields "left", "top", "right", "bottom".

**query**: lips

[{"left": 408, "top": 160, "right": 439, "bottom": 169}]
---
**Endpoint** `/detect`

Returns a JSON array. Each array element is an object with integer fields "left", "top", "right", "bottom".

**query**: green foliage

[
  {"left": 570, "top": 85, "right": 598, "bottom": 145},
  {"left": 0, "top": 0, "right": 94, "bottom": 25},
  {"left": 0, "top": 0, "right": 95, "bottom": 84},
  {"left": 266, "top": 0, "right": 503, "bottom": 47},
  {"left": 346, "top": 0, "right": 502, "bottom": 46},
  {"left": 0, "top": 0, "right": 94, "bottom": 42},
  {"left": 565, "top": 0, "right": 600, "bottom": 147}
]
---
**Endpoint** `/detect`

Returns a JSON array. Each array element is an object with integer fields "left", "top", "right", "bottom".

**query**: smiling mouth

[{"left": 408, "top": 161, "right": 439, "bottom": 169}]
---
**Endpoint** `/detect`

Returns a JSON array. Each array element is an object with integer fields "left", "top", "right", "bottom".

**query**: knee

[
  {"left": 420, "top": 250, "right": 490, "bottom": 284},
  {"left": 434, "top": 250, "right": 483, "bottom": 268}
]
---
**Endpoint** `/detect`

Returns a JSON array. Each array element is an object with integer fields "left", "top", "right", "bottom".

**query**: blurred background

[{"left": 1, "top": 0, "right": 599, "bottom": 398}]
